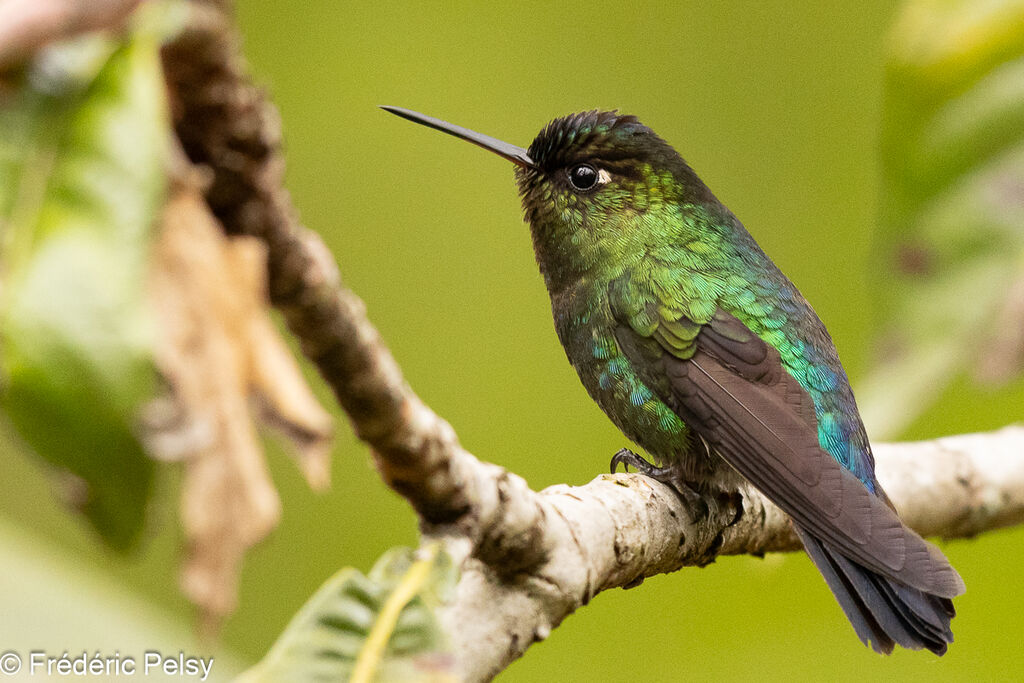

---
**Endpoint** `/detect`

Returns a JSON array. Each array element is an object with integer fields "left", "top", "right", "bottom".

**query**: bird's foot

[
  {"left": 610, "top": 448, "right": 677, "bottom": 480},
  {"left": 610, "top": 448, "right": 707, "bottom": 518}
]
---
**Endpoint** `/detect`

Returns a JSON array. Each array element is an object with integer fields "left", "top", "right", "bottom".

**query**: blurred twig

[{"left": 0, "top": 0, "right": 141, "bottom": 70}]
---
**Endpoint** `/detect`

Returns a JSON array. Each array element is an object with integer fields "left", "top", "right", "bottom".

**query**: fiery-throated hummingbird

[{"left": 382, "top": 106, "right": 964, "bottom": 654}]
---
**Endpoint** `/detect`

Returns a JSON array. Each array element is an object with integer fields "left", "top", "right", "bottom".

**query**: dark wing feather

[{"left": 619, "top": 309, "right": 965, "bottom": 599}]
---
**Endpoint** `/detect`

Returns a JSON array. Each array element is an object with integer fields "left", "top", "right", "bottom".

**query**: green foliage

[
  {"left": 860, "top": 0, "right": 1024, "bottom": 437},
  {"left": 238, "top": 545, "right": 457, "bottom": 683},
  {"left": 0, "top": 26, "right": 168, "bottom": 548}
]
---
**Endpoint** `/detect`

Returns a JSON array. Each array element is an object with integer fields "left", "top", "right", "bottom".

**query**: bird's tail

[{"left": 795, "top": 525, "right": 956, "bottom": 655}]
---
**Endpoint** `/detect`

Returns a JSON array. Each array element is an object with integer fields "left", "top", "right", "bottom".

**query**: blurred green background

[{"left": 2, "top": 1, "right": 1023, "bottom": 680}]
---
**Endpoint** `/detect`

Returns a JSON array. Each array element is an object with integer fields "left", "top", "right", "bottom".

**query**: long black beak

[{"left": 380, "top": 106, "right": 535, "bottom": 168}]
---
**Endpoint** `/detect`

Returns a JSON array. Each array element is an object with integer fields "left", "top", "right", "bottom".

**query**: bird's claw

[
  {"left": 610, "top": 448, "right": 675, "bottom": 479},
  {"left": 610, "top": 448, "right": 707, "bottom": 517}
]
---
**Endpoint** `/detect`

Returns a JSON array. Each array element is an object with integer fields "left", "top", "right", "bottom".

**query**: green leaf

[
  {"left": 0, "top": 24, "right": 168, "bottom": 548},
  {"left": 859, "top": 0, "right": 1024, "bottom": 438},
  {"left": 238, "top": 544, "right": 458, "bottom": 683}
]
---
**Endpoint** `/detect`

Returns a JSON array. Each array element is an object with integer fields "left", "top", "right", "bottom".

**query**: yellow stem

[{"left": 350, "top": 543, "right": 440, "bottom": 683}]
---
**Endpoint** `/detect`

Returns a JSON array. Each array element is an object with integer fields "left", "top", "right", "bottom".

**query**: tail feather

[
  {"left": 795, "top": 526, "right": 955, "bottom": 655},
  {"left": 875, "top": 573, "right": 954, "bottom": 643},
  {"left": 798, "top": 525, "right": 895, "bottom": 653}
]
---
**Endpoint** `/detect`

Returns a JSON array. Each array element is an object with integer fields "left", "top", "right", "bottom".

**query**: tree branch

[
  {"left": 159, "top": 4, "right": 1024, "bottom": 681},
  {"left": 441, "top": 426, "right": 1024, "bottom": 680}
]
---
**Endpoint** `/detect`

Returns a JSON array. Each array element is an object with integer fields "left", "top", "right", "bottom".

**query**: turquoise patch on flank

[
  {"left": 809, "top": 365, "right": 839, "bottom": 391},
  {"left": 816, "top": 412, "right": 850, "bottom": 469},
  {"left": 659, "top": 410, "right": 683, "bottom": 432},
  {"left": 630, "top": 384, "right": 653, "bottom": 406},
  {"left": 592, "top": 338, "right": 613, "bottom": 359},
  {"left": 608, "top": 358, "right": 628, "bottom": 375}
]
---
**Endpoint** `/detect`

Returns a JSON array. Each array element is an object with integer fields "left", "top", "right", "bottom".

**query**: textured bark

[{"left": 441, "top": 428, "right": 1024, "bottom": 681}]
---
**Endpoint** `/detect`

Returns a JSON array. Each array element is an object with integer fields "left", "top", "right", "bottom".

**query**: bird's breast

[{"left": 550, "top": 279, "right": 708, "bottom": 472}]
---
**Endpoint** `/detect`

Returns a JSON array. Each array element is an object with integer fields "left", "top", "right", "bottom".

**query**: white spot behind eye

[{"left": 597, "top": 168, "right": 612, "bottom": 185}]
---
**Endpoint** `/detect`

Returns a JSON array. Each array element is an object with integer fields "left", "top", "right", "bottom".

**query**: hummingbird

[{"left": 381, "top": 106, "right": 964, "bottom": 654}]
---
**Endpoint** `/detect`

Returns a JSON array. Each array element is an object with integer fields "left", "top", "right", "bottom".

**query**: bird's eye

[{"left": 567, "top": 163, "right": 599, "bottom": 191}]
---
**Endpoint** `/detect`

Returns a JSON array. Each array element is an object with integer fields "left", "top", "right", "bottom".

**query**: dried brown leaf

[{"left": 146, "top": 179, "right": 333, "bottom": 626}]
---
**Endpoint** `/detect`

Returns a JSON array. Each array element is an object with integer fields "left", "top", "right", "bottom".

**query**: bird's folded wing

[{"left": 616, "top": 308, "right": 964, "bottom": 598}]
